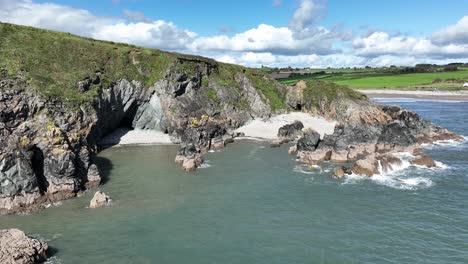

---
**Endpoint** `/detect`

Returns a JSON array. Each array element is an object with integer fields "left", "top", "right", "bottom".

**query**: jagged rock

[
  {"left": 296, "top": 128, "right": 320, "bottom": 151},
  {"left": 332, "top": 166, "right": 350, "bottom": 179},
  {"left": 86, "top": 164, "right": 101, "bottom": 188},
  {"left": 0, "top": 228, "right": 48, "bottom": 264},
  {"left": 297, "top": 149, "right": 332, "bottom": 162},
  {"left": 351, "top": 156, "right": 378, "bottom": 177},
  {"left": 411, "top": 156, "right": 436, "bottom": 168},
  {"left": 89, "top": 191, "right": 111, "bottom": 208},
  {"left": 277, "top": 120, "right": 304, "bottom": 140}
]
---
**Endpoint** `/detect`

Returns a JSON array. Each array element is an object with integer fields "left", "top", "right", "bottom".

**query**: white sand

[
  {"left": 100, "top": 128, "right": 173, "bottom": 146},
  {"left": 234, "top": 112, "right": 336, "bottom": 140}
]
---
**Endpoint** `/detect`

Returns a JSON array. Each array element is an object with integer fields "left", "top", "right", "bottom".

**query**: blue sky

[{"left": 2, "top": 0, "right": 468, "bottom": 67}]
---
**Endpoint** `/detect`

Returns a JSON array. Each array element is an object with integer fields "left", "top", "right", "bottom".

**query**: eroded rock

[
  {"left": 89, "top": 191, "right": 111, "bottom": 208},
  {"left": 0, "top": 228, "right": 48, "bottom": 264}
]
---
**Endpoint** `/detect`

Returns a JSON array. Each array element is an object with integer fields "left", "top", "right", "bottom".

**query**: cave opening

[
  {"left": 30, "top": 146, "right": 48, "bottom": 194},
  {"left": 296, "top": 103, "right": 302, "bottom": 110}
]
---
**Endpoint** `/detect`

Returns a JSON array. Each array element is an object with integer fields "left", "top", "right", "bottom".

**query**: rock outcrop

[
  {"left": 89, "top": 191, "right": 111, "bottom": 208},
  {"left": 277, "top": 121, "right": 304, "bottom": 141},
  {"left": 0, "top": 229, "right": 48, "bottom": 264},
  {"left": 290, "top": 82, "right": 464, "bottom": 178}
]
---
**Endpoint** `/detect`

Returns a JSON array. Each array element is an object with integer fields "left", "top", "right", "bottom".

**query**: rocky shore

[
  {"left": 1, "top": 23, "right": 464, "bottom": 216},
  {"left": 0, "top": 229, "right": 48, "bottom": 264}
]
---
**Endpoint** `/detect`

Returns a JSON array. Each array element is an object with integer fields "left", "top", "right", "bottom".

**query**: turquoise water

[{"left": 1, "top": 99, "right": 468, "bottom": 264}]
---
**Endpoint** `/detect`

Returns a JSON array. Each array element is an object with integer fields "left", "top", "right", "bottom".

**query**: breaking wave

[{"left": 342, "top": 152, "right": 448, "bottom": 190}]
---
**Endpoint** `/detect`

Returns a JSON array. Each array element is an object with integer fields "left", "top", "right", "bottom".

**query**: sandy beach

[
  {"left": 357, "top": 89, "right": 468, "bottom": 101},
  {"left": 234, "top": 112, "right": 336, "bottom": 140},
  {"left": 100, "top": 128, "right": 173, "bottom": 146}
]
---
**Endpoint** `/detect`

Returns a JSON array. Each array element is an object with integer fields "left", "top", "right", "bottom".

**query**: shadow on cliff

[{"left": 93, "top": 156, "right": 114, "bottom": 185}]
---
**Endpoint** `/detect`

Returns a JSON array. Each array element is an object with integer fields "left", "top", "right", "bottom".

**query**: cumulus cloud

[
  {"left": 0, "top": 0, "right": 195, "bottom": 50},
  {"left": 432, "top": 16, "right": 468, "bottom": 45},
  {"left": 353, "top": 31, "right": 468, "bottom": 59},
  {"left": 289, "top": 0, "right": 323, "bottom": 32},
  {"left": 0, "top": 0, "right": 466, "bottom": 68}
]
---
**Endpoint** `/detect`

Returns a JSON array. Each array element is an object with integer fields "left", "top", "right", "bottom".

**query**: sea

[{"left": 1, "top": 98, "right": 467, "bottom": 264}]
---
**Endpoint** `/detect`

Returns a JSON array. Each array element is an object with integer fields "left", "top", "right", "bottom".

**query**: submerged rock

[
  {"left": 0, "top": 228, "right": 48, "bottom": 264},
  {"left": 89, "top": 191, "right": 111, "bottom": 208}
]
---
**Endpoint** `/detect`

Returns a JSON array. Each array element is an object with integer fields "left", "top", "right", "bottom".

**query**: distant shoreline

[{"left": 357, "top": 89, "right": 468, "bottom": 101}]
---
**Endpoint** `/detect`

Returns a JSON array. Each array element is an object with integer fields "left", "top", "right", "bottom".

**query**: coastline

[{"left": 356, "top": 89, "right": 468, "bottom": 101}]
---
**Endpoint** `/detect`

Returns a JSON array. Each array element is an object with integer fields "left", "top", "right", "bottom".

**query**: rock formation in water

[
  {"left": 0, "top": 229, "right": 48, "bottom": 264},
  {"left": 89, "top": 191, "right": 111, "bottom": 208},
  {"left": 287, "top": 80, "right": 464, "bottom": 177}
]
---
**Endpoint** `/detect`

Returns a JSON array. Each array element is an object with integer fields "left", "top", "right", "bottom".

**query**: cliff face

[{"left": 0, "top": 23, "right": 285, "bottom": 213}]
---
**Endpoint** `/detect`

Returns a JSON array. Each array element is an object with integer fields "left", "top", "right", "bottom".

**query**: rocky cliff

[
  {"left": 0, "top": 23, "right": 463, "bottom": 214},
  {"left": 0, "top": 23, "right": 285, "bottom": 213}
]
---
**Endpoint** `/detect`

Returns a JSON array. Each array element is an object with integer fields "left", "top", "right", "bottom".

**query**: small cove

[{"left": 1, "top": 100, "right": 468, "bottom": 264}]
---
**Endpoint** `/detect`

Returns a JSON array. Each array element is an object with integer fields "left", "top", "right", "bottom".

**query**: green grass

[
  {"left": 335, "top": 70, "right": 468, "bottom": 88},
  {"left": 302, "top": 80, "right": 367, "bottom": 110},
  {"left": 279, "top": 68, "right": 468, "bottom": 89},
  {"left": 0, "top": 22, "right": 287, "bottom": 111},
  {"left": 0, "top": 22, "right": 177, "bottom": 105}
]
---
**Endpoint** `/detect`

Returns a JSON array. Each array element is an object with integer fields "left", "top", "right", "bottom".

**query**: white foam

[
  {"left": 342, "top": 152, "right": 440, "bottom": 190},
  {"left": 293, "top": 165, "right": 321, "bottom": 174},
  {"left": 199, "top": 163, "right": 212, "bottom": 169}
]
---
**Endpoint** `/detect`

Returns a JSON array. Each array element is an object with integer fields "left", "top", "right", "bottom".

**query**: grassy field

[{"left": 278, "top": 68, "right": 468, "bottom": 90}]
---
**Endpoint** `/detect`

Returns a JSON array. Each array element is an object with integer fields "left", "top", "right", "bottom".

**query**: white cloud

[
  {"left": 432, "top": 16, "right": 468, "bottom": 45},
  {"left": 353, "top": 31, "right": 468, "bottom": 59},
  {"left": 289, "top": 0, "right": 322, "bottom": 32},
  {"left": 0, "top": 0, "right": 466, "bottom": 68},
  {"left": 0, "top": 0, "right": 195, "bottom": 50}
]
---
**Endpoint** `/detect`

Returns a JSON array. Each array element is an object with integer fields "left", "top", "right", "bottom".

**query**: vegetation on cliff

[
  {"left": 0, "top": 22, "right": 286, "bottom": 111},
  {"left": 302, "top": 80, "right": 367, "bottom": 109}
]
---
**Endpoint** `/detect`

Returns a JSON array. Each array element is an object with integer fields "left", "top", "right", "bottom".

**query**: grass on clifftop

[
  {"left": 0, "top": 22, "right": 176, "bottom": 104},
  {"left": 0, "top": 22, "right": 286, "bottom": 111},
  {"left": 302, "top": 80, "right": 367, "bottom": 110}
]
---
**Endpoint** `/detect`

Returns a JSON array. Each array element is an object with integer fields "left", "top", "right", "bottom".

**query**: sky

[{"left": 1, "top": 0, "right": 468, "bottom": 68}]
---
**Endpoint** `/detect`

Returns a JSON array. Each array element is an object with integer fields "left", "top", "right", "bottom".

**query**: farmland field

[{"left": 278, "top": 68, "right": 468, "bottom": 89}]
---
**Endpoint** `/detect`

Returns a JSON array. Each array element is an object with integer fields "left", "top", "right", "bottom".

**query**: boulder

[
  {"left": 89, "top": 191, "right": 111, "bottom": 208},
  {"left": 332, "top": 166, "right": 350, "bottom": 179},
  {"left": 297, "top": 149, "right": 332, "bottom": 162},
  {"left": 351, "top": 156, "right": 378, "bottom": 177},
  {"left": 296, "top": 128, "right": 321, "bottom": 151},
  {"left": 411, "top": 156, "right": 436, "bottom": 168},
  {"left": 277, "top": 121, "right": 304, "bottom": 140},
  {"left": 0, "top": 228, "right": 48, "bottom": 264},
  {"left": 182, "top": 155, "right": 204, "bottom": 172}
]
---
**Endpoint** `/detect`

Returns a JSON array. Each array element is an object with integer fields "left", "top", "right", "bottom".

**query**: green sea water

[{"left": 1, "top": 100, "right": 467, "bottom": 264}]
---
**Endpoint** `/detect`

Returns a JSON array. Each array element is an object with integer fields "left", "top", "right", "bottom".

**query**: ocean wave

[
  {"left": 342, "top": 153, "right": 440, "bottom": 190},
  {"left": 199, "top": 162, "right": 212, "bottom": 169},
  {"left": 422, "top": 138, "right": 467, "bottom": 149},
  {"left": 293, "top": 165, "right": 321, "bottom": 174}
]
